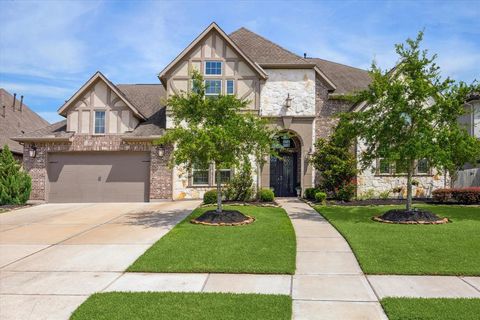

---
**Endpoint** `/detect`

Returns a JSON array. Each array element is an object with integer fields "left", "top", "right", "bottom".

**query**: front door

[{"left": 270, "top": 153, "right": 297, "bottom": 197}]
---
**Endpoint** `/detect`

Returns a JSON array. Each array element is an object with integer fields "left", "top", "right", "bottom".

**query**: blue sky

[{"left": 1, "top": 0, "right": 479, "bottom": 123}]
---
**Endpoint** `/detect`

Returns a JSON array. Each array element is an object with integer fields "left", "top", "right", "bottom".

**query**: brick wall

[{"left": 23, "top": 135, "right": 172, "bottom": 201}]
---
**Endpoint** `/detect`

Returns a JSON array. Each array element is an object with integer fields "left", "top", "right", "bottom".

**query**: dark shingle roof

[
  {"left": 0, "top": 89, "right": 50, "bottom": 153},
  {"left": 116, "top": 84, "right": 165, "bottom": 119},
  {"left": 16, "top": 84, "right": 166, "bottom": 141},
  {"left": 12, "top": 120, "right": 71, "bottom": 141},
  {"left": 307, "top": 58, "right": 371, "bottom": 95},
  {"left": 229, "top": 27, "right": 310, "bottom": 65}
]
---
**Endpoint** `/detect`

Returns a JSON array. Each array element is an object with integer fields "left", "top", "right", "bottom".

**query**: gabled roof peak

[
  {"left": 57, "top": 71, "right": 146, "bottom": 120},
  {"left": 158, "top": 22, "right": 268, "bottom": 84}
]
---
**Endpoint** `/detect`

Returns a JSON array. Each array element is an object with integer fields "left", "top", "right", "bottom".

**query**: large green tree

[
  {"left": 347, "top": 31, "right": 480, "bottom": 211},
  {"left": 157, "top": 71, "right": 276, "bottom": 214}
]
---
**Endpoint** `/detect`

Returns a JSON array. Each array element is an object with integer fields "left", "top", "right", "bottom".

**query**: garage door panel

[{"left": 47, "top": 152, "right": 150, "bottom": 203}]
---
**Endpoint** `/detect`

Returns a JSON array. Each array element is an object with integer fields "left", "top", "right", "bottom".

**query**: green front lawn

[
  {"left": 316, "top": 205, "right": 480, "bottom": 275},
  {"left": 70, "top": 292, "right": 292, "bottom": 320},
  {"left": 128, "top": 205, "right": 296, "bottom": 274},
  {"left": 381, "top": 298, "right": 480, "bottom": 320}
]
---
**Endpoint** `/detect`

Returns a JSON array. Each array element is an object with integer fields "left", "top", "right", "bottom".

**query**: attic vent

[
  {"left": 304, "top": 53, "right": 307, "bottom": 59},
  {"left": 1, "top": 105, "right": 5, "bottom": 117}
]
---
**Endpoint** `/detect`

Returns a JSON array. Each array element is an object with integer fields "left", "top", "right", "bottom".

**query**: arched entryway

[{"left": 270, "top": 133, "right": 301, "bottom": 197}]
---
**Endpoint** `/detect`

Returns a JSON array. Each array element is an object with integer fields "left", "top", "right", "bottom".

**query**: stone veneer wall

[
  {"left": 356, "top": 165, "right": 447, "bottom": 199},
  {"left": 23, "top": 135, "right": 172, "bottom": 201}
]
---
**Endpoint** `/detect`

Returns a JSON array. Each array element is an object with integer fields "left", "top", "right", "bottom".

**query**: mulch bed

[
  {"left": 191, "top": 210, "right": 255, "bottom": 226},
  {"left": 373, "top": 208, "right": 449, "bottom": 224},
  {"left": 328, "top": 199, "right": 431, "bottom": 206}
]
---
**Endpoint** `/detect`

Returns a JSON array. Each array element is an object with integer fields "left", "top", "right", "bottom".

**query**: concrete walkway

[{"left": 277, "top": 198, "right": 388, "bottom": 320}]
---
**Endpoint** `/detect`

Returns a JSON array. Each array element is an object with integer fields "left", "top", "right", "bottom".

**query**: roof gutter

[
  {"left": 121, "top": 135, "right": 164, "bottom": 142},
  {"left": 11, "top": 136, "right": 72, "bottom": 143}
]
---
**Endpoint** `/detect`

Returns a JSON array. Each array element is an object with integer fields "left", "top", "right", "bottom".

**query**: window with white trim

[
  {"left": 378, "top": 158, "right": 391, "bottom": 174},
  {"left": 205, "top": 61, "right": 222, "bottom": 75},
  {"left": 215, "top": 168, "right": 232, "bottom": 184},
  {"left": 192, "top": 165, "right": 209, "bottom": 185},
  {"left": 94, "top": 111, "right": 105, "bottom": 134},
  {"left": 226, "top": 80, "right": 234, "bottom": 95},
  {"left": 205, "top": 80, "right": 221, "bottom": 96},
  {"left": 416, "top": 159, "right": 429, "bottom": 174}
]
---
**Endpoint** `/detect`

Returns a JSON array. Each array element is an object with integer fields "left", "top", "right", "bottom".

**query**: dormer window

[
  {"left": 94, "top": 111, "right": 105, "bottom": 134},
  {"left": 205, "top": 61, "right": 222, "bottom": 75}
]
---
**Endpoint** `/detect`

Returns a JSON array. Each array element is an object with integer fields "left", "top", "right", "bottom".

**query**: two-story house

[{"left": 14, "top": 22, "right": 446, "bottom": 203}]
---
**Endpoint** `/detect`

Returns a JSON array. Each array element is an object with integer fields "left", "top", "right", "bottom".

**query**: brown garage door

[{"left": 47, "top": 152, "right": 150, "bottom": 203}]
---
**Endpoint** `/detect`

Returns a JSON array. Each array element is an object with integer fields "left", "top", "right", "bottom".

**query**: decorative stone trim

[
  {"left": 372, "top": 216, "right": 449, "bottom": 224},
  {"left": 191, "top": 215, "right": 255, "bottom": 226}
]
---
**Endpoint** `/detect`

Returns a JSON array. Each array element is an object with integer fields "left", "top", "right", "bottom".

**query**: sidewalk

[{"left": 277, "top": 198, "right": 388, "bottom": 320}]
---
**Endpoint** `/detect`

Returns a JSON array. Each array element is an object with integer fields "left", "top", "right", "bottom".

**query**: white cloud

[
  {"left": 0, "top": 81, "right": 75, "bottom": 99},
  {"left": 0, "top": 1, "right": 100, "bottom": 78}
]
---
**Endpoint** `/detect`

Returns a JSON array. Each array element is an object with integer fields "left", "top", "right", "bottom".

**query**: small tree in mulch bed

[
  {"left": 157, "top": 71, "right": 277, "bottom": 225},
  {"left": 343, "top": 31, "right": 480, "bottom": 223},
  {"left": 0, "top": 145, "right": 31, "bottom": 205}
]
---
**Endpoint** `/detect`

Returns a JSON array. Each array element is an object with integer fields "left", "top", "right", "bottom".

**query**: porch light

[
  {"left": 29, "top": 145, "right": 37, "bottom": 158},
  {"left": 285, "top": 93, "right": 293, "bottom": 108},
  {"left": 157, "top": 147, "right": 165, "bottom": 157}
]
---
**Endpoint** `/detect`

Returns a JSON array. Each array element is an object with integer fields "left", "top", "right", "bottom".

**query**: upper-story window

[
  {"left": 226, "top": 80, "right": 234, "bottom": 95},
  {"left": 205, "top": 80, "right": 221, "bottom": 96},
  {"left": 94, "top": 111, "right": 105, "bottom": 134},
  {"left": 205, "top": 61, "right": 222, "bottom": 75}
]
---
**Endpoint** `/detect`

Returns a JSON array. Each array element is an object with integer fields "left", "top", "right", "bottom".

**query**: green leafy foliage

[
  {"left": 224, "top": 159, "right": 254, "bottom": 202},
  {"left": 157, "top": 71, "right": 277, "bottom": 212},
  {"left": 304, "top": 187, "right": 319, "bottom": 200},
  {"left": 258, "top": 188, "right": 274, "bottom": 202},
  {"left": 344, "top": 31, "right": 480, "bottom": 210},
  {"left": 314, "top": 191, "right": 326, "bottom": 204},
  {"left": 0, "top": 145, "right": 31, "bottom": 205},
  {"left": 203, "top": 190, "right": 217, "bottom": 205},
  {"left": 310, "top": 118, "right": 357, "bottom": 201}
]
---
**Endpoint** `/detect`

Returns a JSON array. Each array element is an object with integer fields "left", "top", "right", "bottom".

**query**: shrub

[
  {"left": 452, "top": 188, "right": 480, "bottom": 204},
  {"left": 336, "top": 183, "right": 355, "bottom": 202},
  {"left": 224, "top": 160, "right": 254, "bottom": 202},
  {"left": 310, "top": 120, "right": 357, "bottom": 201},
  {"left": 315, "top": 191, "right": 327, "bottom": 204},
  {"left": 304, "top": 187, "right": 319, "bottom": 200},
  {"left": 432, "top": 187, "right": 480, "bottom": 204},
  {"left": 432, "top": 188, "right": 452, "bottom": 202},
  {"left": 203, "top": 190, "right": 217, "bottom": 204},
  {"left": 258, "top": 188, "right": 274, "bottom": 202},
  {"left": 0, "top": 145, "right": 31, "bottom": 205}
]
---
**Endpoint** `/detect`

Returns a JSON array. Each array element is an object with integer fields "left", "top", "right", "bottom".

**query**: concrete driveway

[{"left": 0, "top": 200, "right": 200, "bottom": 320}]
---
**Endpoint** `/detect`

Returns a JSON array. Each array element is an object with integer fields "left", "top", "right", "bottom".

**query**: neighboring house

[
  {"left": 0, "top": 89, "right": 49, "bottom": 161},
  {"left": 14, "top": 22, "right": 446, "bottom": 203},
  {"left": 455, "top": 91, "right": 480, "bottom": 187}
]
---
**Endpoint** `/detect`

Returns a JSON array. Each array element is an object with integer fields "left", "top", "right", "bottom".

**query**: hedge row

[{"left": 432, "top": 187, "right": 480, "bottom": 204}]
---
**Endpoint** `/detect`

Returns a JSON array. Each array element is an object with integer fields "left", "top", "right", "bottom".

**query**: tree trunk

[
  {"left": 216, "top": 168, "right": 222, "bottom": 214},
  {"left": 406, "top": 160, "right": 415, "bottom": 211}
]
